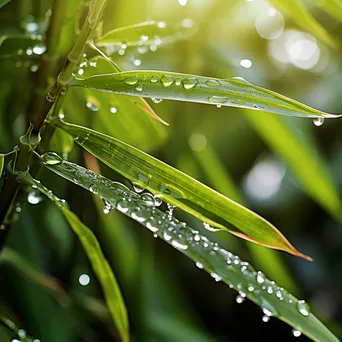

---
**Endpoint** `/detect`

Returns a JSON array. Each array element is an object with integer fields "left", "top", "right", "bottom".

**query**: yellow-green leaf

[{"left": 52, "top": 120, "right": 312, "bottom": 260}]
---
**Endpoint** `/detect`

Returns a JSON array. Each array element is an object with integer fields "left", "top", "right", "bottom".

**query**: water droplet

[
  {"left": 313, "top": 117, "right": 324, "bottom": 127},
  {"left": 153, "top": 233, "right": 158, "bottom": 238},
  {"left": 205, "top": 79, "right": 220, "bottom": 87},
  {"left": 134, "top": 84, "right": 143, "bottom": 92},
  {"left": 124, "top": 76, "right": 139, "bottom": 85},
  {"left": 182, "top": 78, "right": 198, "bottom": 90},
  {"left": 153, "top": 195, "right": 163, "bottom": 206},
  {"left": 150, "top": 75, "right": 158, "bottom": 83},
  {"left": 261, "top": 299, "right": 278, "bottom": 317},
  {"left": 216, "top": 104, "right": 222, "bottom": 108},
  {"left": 103, "top": 200, "right": 111, "bottom": 214},
  {"left": 86, "top": 97, "right": 100, "bottom": 111},
  {"left": 210, "top": 273, "right": 222, "bottom": 282},
  {"left": 152, "top": 98, "right": 163, "bottom": 103},
  {"left": 32, "top": 45, "right": 46, "bottom": 55},
  {"left": 89, "top": 184, "right": 98, "bottom": 195},
  {"left": 161, "top": 75, "right": 174, "bottom": 87},
  {"left": 267, "top": 286, "right": 273, "bottom": 294},
  {"left": 248, "top": 285, "right": 255, "bottom": 292},
  {"left": 146, "top": 220, "right": 159, "bottom": 233},
  {"left": 77, "top": 68, "right": 84, "bottom": 75},
  {"left": 133, "top": 59, "right": 142, "bottom": 66},
  {"left": 30, "top": 64, "right": 39, "bottom": 72},
  {"left": 163, "top": 231, "right": 172, "bottom": 241},
  {"left": 117, "top": 199, "right": 129, "bottom": 213},
  {"left": 41, "top": 152, "right": 63, "bottom": 165},
  {"left": 18, "top": 329, "right": 26, "bottom": 339},
  {"left": 194, "top": 234, "right": 201, "bottom": 242},
  {"left": 208, "top": 96, "right": 228, "bottom": 104},
  {"left": 79, "top": 273, "right": 90, "bottom": 286},
  {"left": 158, "top": 21, "right": 166, "bottom": 28},
  {"left": 140, "top": 193, "right": 155, "bottom": 206},
  {"left": 27, "top": 190, "right": 42, "bottom": 205},
  {"left": 236, "top": 295, "right": 245, "bottom": 304},
  {"left": 171, "top": 240, "right": 188, "bottom": 250},
  {"left": 178, "top": 0, "right": 187, "bottom": 6},
  {"left": 240, "top": 58, "right": 253, "bottom": 68},
  {"left": 132, "top": 183, "right": 144, "bottom": 193},
  {"left": 203, "top": 222, "right": 220, "bottom": 232},
  {"left": 26, "top": 48, "right": 33, "bottom": 55},
  {"left": 131, "top": 207, "right": 146, "bottom": 222},
  {"left": 110, "top": 106, "right": 117, "bottom": 114},
  {"left": 140, "top": 34, "right": 149, "bottom": 41},
  {"left": 256, "top": 271, "right": 265, "bottom": 284},
  {"left": 296, "top": 300, "right": 310, "bottom": 316},
  {"left": 262, "top": 315, "right": 270, "bottom": 323},
  {"left": 196, "top": 262, "right": 203, "bottom": 269},
  {"left": 292, "top": 329, "right": 302, "bottom": 337}
]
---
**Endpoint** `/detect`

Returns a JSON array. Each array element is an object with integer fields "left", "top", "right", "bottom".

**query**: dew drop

[
  {"left": 163, "top": 231, "right": 172, "bottom": 241},
  {"left": 153, "top": 195, "right": 163, "bottom": 207},
  {"left": 210, "top": 273, "right": 222, "bottom": 282},
  {"left": 313, "top": 117, "right": 324, "bottom": 127},
  {"left": 79, "top": 273, "right": 90, "bottom": 286},
  {"left": 182, "top": 77, "right": 198, "bottom": 90},
  {"left": 41, "top": 152, "right": 63, "bottom": 165},
  {"left": 132, "top": 183, "right": 144, "bottom": 193},
  {"left": 32, "top": 45, "right": 46, "bottom": 55},
  {"left": 133, "top": 59, "right": 142, "bottom": 66},
  {"left": 140, "top": 193, "right": 155, "bottom": 206},
  {"left": 175, "top": 78, "right": 181, "bottom": 86},
  {"left": 153, "top": 233, "right": 158, "bottom": 238},
  {"left": 256, "top": 271, "right": 265, "bottom": 284},
  {"left": 292, "top": 329, "right": 302, "bottom": 337},
  {"left": 117, "top": 199, "right": 129, "bottom": 213},
  {"left": 146, "top": 220, "right": 159, "bottom": 233},
  {"left": 205, "top": 79, "right": 220, "bottom": 87},
  {"left": 196, "top": 262, "right": 203, "bottom": 269},
  {"left": 236, "top": 295, "right": 245, "bottom": 304},
  {"left": 161, "top": 75, "right": 174, "bottom": 87},
  {"left": 203, "top": 222, "right": 220, "bottom": 232},
  {"left": 89, "top": 184, "right": 98, "bottom": 194},
  {"left": 131, "top": 207, "right": 146, "bottom": 222},
  {"left": 103, "top": 199, "right": 112, "bottom": 214},
  {"left": 27, "top": 190, "right": 43, "bottom": 205},
  {"left": 134, "top": 84, "right": 143, "bottom": 92},
  {"left": 208, "top": 96, "right": 228, "bottom": 104},
  {"left": 296, "top": 300, "right": 310, "bottom": 316},
  {"left": 124, "top": 76, "right": 139, "bottom": 85},
  {"left": 150, "top": 75, "right": 158, "bottom": 83},
  {"left": 110, "top": 106, "right": 117, "bottom": 114},
  {"left": 262, "top": 315, "right": 270, "bottom": 323},
  {"left": 18, "top": 329, "right": 26, "bottom": 339},
  {"left": 171, "top": 240, "right": 188, "bottom": 250},
  {"left": 152, "top": 98, "right": 163, "bottom": 103}
]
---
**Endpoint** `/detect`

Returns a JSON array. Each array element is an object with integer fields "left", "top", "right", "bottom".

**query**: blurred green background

[{"left": 1, "top": 0, "right": 342, "bottom": 341}]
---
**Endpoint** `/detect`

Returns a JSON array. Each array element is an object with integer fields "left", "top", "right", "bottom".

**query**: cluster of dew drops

[
  {"left": 3, "top": 322, "right": 41, "bottom": 342},
  {"left": 97, "top": 176, "right": 311, "bottom": 338}
]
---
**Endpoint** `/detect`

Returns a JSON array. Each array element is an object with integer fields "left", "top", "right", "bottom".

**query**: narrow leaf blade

[
  {"left": 0, "top": 0, "right": 11, "bottom": 9},
  {"left": 22, "top": 175, "right": 129, "bottom": 342},
  {"left": 0, "top": 154, "right": 4, "bottom": 176},
  {"left": 50, "top": 121, "right": 311, "bottom": 260},
  {"left": 39, "top": 155, "right": 339, "bottom": 342},
  {"left": 96, "top": 20, "right": 197, "bottom": 47},
  {"left": 71, "top": 70, "right": 341, "bottom": 119},
  {"left": 244, "top": 111, "right": 342, "bottom": 220}
]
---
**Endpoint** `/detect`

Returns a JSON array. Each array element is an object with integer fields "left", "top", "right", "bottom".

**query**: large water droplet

[
  {"left": 150, "top": 75, "right": 158, "bottom": 83},
  {"left": 203, "top": 222, "right": 220, "bottom": 232},
  {"left": 103, "top": 199, "right": 112, "bottom": 214},
  {"left": 182, "top": 78, "right": 198, "bottom": 90},
  {"left": 205, "top": 79, "right": 220, "bottom": 87},
  {"left": 296, "top": 300, "right": 310, "bottom": 316},
  {"left": 256, "top": 271, "right": 265, "bottom": 284},
  {"left": 41, "top": 152, "right": 63, "bottom": 165},
  {"left": 124, "top": 76, "right": 139, "bottom": 85},
  {"left": 27, "top": 190, "right": 43, "bottom": 205},
  {"left": 208, "top": 96, "right": 228, "bottom": 104},
  {"left": 110, "top": 106, "right": 117, "bottom": 114},
  {"left": 117, "top": 199, "right": 129, "bottom": 213},
  {"left": 32, "top": 45, "right": 46, "bottom": 55},
  {"left": 133, "top": 183, "right": 144, "bottom": 193},
  {"left": 161, "top": 75, "right": 174, "bottom": 87},
  {"left": 153, "top": 195, "right": 163, "bottom": 207},
  {"left": 196, "top": 261, "right": 203, "bottom": 269},
  {"left": 163, "top": 231, "right": 172, "bottom": 241},
  {"left": 131, "top": 207, "right": 146, "bottom": 222},
  {"left": 140, "top": 193, "right": 155, "bottom": 206},
  {"left": 89, "top": 184, "right": 98, "bottom": 195},
  {"left": 313, "top": 117, "right": 324, "bottom": 127},
  {"left": 135, "top": 84, "right": 143, "bottom": 92},
  {"left": 146, "top": 220, "right": 159, "bottom": 233},
  {"left": 292, "top": 329, "right": 302, "bottom": 337},
  {"left": 171, "top": 240, "right": 188, "bottom": 250}
]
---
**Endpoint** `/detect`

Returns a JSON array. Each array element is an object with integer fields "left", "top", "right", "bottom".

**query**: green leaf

[
  {"left": 0, "top": 0, "right": 11, "bottom": 9},
  {"left": 191, "top": 139, "right": 298, "bottom": 293},
  {"left": 244, "top": 111, "right": 342, "bottom": 220},
  {"left": 0, "top": 35, "right": 43, "bottom": 59},
  {"left": 21, "top": 175, "right": 129, "bottom": 342},
  {"left": 49, "top": 122, "right": 311, "bottom": 260},
  {"left": 64, "top": 56, "right": 168, "bottom": 151},
  {"left": 314, "top": 0, "right": 342, "bottom": 21},
  {"left": 0, "top": 247, "right": 69, "bottom": 304},
  {"left": 38, "top": 154, "right": 339, "bottom": 342},
  {"left": 0, "top": 154, "right": 4, "bottom": 176},
  {"left": 269, "top": 0, "right": 338, "bottom": 47},
  {"left": 96, "top": 20, "right": 197, "bottom": 47},
  {"left": 71, "top": 70, "right": 341, "bottom": 119}
]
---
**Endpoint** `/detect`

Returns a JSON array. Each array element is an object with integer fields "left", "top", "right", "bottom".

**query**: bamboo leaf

[
  {"left": 48, "top": 121, "right": 311, "bottom": 260},
  {"left": 191, "top": 140, "right": 298, "bottom": 293},
  {"left": 0, "top": 35, "right": 43, "bottom": 58},
  {"left": 244, "top": 111, "right": 342, "bottom": 220},
  {"left": 21, "top": 175, "right": 129, "bottom": 342},
  {"left": 96, "top": 20, "right": 197, "bottom": 47},
  {"left": 38, "top": 154, "right": 339, "bottom": 342},
  {"left": 315, "top": 0, "right": 342, "bottom": 21},
  {"left": 71, "top": 70, "right": 341, "bottom": 119},
  {"left": 0, "top": 0, "right": 11, "bottom": 9},
  {"left": 269, "top": 0, "right": 338, "bottom": 47},
  {"left": 0, "top": 154, "right": 4, "bottom": 176}
]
